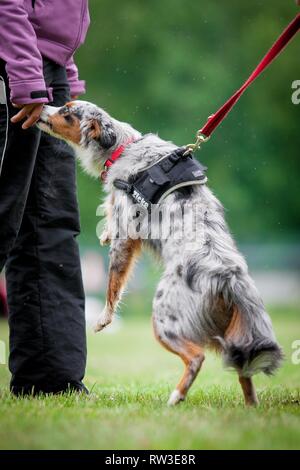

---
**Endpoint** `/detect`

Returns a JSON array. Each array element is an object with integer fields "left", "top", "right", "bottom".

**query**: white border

[{"left": 0, "top": 76, "right": 9, "bottom": 178}]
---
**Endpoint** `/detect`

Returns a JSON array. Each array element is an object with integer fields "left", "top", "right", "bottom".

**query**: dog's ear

[
  {"left": 88, "top": 118, "right": 116, "bottom": 149},
  {"left": 88, "top": 119, "right": 101, "bottom": 141}
]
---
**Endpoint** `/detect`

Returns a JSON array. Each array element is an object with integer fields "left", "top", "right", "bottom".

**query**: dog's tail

[{"left": 219, "top": 272, "right": 283, "bottom": 377}]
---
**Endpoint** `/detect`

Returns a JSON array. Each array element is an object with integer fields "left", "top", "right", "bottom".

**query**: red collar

[{"left": 101, "top": 138, "right": 135, "bottom": 182}]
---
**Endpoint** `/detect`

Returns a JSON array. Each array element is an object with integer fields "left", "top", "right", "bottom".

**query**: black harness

[{"left": 113, "top": 147, "right": 207, "bottom": 210}]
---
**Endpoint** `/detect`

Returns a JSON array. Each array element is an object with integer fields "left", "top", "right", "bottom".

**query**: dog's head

[
  {"left": 38, "top": 100, "right": 141, "bottom": 177},
  {"left": 38, "top": 100, "right": 117, "bottom": 150},
  {"left": 38, "top": 100, "right": 136, "bottom": 176}
]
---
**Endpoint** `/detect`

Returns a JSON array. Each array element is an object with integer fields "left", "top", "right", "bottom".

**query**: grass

[{"left": 0, "top": 305, "right": 300, "bottom": 450}]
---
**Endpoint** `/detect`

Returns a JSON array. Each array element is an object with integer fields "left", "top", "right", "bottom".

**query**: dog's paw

[
  {"left": 167, "top": 390, "right": 185, "bottom": 406},
  {"left": 93, "top": 307, "right": 113, "bottom": 333},
  {"left": 99, "top": 231, "right": 111, "bottom": 246}
]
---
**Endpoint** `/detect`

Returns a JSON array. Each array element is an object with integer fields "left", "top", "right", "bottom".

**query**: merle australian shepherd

[{"left": 38, "top": 101, "right": 283, "bottom": 406}]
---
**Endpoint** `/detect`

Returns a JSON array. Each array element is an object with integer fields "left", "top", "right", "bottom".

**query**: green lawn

[{"left": 0, "top": 306, "right": 299, "bottom": 450}]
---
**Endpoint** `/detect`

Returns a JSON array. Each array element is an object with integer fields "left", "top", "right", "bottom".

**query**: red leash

[
  {"left": 102, "top": 14, "right": 300, "bottom": 179},
  {"left": 189, "top": 13, "right": 300, "bottom": 149}
]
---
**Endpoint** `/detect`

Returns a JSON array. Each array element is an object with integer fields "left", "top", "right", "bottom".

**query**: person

[{"left": 0, "top": 1, "right": 90, "bottom": 395}]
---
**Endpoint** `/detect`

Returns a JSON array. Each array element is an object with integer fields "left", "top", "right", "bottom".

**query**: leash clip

[{"left": 184, "top": 131, "right": 210, "bottom": 156}]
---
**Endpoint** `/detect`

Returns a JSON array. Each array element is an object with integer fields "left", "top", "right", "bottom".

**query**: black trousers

[{"left": 0, "top": 58, "right": 87, "bottom": 394}]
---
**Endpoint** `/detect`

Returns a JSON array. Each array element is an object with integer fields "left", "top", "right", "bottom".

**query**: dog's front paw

[
  {"left": 167, "top": 389, "right": 185, "bottom": 406},
  {"left": 99, "top": 231, "right": 111, "bottom": 246},
  {"left": 94, "top": 306, "right": 113, "bottom": 333}
]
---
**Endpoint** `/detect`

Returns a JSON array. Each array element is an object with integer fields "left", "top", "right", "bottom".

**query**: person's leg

[
  {"left": 5, "top": 59, "right": 87, "bottom": 395},
  {"left": 0, "top": 63, "right": 41, "bottom": 271}
]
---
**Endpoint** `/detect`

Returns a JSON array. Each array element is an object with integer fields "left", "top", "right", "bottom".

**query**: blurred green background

[
  {"left": 76, "top": 0, "right": 299, "bottom": 249},
  {"left": 1, "top": 1, "right": 300, "bottom": 450}
]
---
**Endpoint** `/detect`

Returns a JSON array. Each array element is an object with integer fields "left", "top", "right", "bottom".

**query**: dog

[{"left": 38, "top": 100, "right": 283, "bottom": 406}]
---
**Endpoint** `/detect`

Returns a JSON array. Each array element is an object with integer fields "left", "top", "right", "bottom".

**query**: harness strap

[{"left": 113, "top": 147, "right": 207, "bottom": 210}]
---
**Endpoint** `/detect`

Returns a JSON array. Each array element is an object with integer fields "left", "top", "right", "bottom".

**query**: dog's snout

[
  {"left": 38, "top": 105, "right": 60, "bottom": 126},
  {"left": 40, "top": 105, "right": 58, "bottom": 120}
]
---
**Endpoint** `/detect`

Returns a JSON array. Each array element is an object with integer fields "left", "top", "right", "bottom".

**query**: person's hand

[
  {"left": 71, "top": 95, "right": 79, "bottom": 100},
  {"left": 11, "top": 103, "right": 44, "bottom": 129}
]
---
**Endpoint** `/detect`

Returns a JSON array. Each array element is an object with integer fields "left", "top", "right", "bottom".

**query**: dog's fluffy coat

[{"left": 38, "top": 101, "right": 283, "bottom": 406}]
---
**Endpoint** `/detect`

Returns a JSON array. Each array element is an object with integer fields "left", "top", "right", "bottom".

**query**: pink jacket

[{"left": 0, "top": 0, "right": 90, "bottom": 104}]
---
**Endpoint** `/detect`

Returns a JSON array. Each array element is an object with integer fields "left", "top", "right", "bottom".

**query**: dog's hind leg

[
  {"left": 94, "top": 238, "right": 141, "bottom": 332},
  {"left": 152, "top": 317, "right": 205, "bottom": 406},
  {"left": 224, "top": 306, "right": 259, "bottom": 406},
  {"left": 238, "top": 376, "right": 259, "bottom": 406}
]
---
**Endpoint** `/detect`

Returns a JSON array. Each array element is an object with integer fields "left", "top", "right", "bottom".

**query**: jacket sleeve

[
  {"left": 0, "top": 0, "right": 52, "bottom": 105},
  {"left": 66, "top": 56, "right": 86, "bottom": 97}
]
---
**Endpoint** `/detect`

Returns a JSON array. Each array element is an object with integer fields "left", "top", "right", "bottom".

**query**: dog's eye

[
  {"left": 64, "top": 114, "right": 73, "bottom": 124},
  {"left": 59, "top": 106, "right": 68, "bottom": 114}
]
